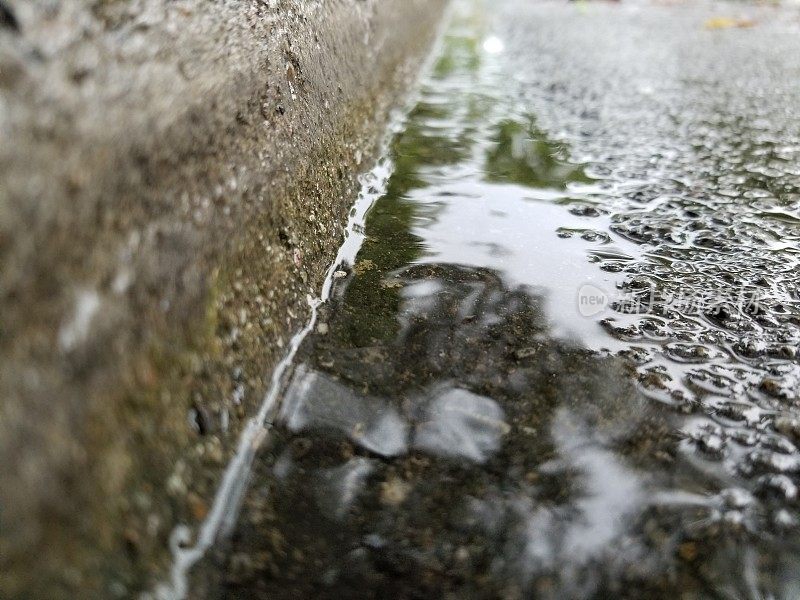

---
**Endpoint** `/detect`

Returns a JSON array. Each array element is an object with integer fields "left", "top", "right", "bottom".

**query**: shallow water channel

[{"left": 215, "top": 1, "right": 800, "bottom": 597}]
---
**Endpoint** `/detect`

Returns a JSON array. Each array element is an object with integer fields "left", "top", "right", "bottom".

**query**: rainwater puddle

[{"left": 217, "top": 1, "right": 800, "bottom": 598}]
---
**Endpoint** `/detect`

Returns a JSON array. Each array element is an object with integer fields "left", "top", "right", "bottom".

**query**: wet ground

[{"left": 211, "top": 0, "right": 800, "bottom": 597}]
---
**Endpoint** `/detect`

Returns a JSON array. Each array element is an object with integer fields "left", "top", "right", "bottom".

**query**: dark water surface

[{"left": 219, "top": 1, "right": 800, "bottom": 597}]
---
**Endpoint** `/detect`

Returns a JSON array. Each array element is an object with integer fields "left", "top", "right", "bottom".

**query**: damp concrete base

[{"left": 0, "top": 0, "right": 447, "bottom": 596}]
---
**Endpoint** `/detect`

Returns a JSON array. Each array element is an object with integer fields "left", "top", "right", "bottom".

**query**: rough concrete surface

[{"left": 0, "top": 0, "right": 447, "bottom": 596}]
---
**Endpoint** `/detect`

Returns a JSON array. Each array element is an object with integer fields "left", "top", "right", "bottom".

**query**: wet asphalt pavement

[{"left": 204, "top": 1, "right": 800, "bottom": 597}]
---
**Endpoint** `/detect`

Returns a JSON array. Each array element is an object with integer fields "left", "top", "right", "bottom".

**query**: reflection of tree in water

[
  {"left": 221, "top": 263, "right": 800, "bottom": 600},
  {"left": 484, "top": 118, "right": 592, "bottom": 189}
]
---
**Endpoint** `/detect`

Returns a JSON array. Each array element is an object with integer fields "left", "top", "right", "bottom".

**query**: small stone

[
  {"left": 205, "top": 437, "right": 224, "bottom": 465},
  {"left": 354, "top": 259, "right": 375, "bottom": 275},
  {"left": 380, "top": 476, "right": 411, "bottom": 507},
  {"left": 678, "top": 542, "right": 697, "bottom": 562},
  {"left": 228, "top": 552, "right": 255, "bottom": 582},
  {"left": 187, "top": 492, "right": 208, "bottom": 521},
  {"left": 759, "top": 377, "right": 796, "bottom": 400},
  {"left": 513, "top": 347, "right": 537, "bottom": 360},
  {"left": 775, "top": 416, "right": 800, "bottom": 443}
]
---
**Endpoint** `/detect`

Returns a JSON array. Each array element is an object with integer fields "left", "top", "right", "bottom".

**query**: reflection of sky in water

[
  {"left": 549, "top": 409, "right": 643, "bottom": 559},
  {"left": 492, "top": 409, "right": 646, "bottom": 586},
  {"left": 414, "top": 388, "right": 508, "bottom": 463},
  {"left": 279, "top": 370, "right": 648, "bottom": 583},
  {"left": 407, "top": 179, "right": 637, "bottom": 346},
  {"left": 281, "top": 366, "right": 409, "bottom": 457},
  {"left": 282, "top": 367, "right": 511, "bottom": 465}
]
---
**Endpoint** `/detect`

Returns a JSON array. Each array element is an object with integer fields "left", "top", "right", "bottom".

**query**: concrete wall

[{"left": 0, "top": 0, "right": 447, "bottom": 596}]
